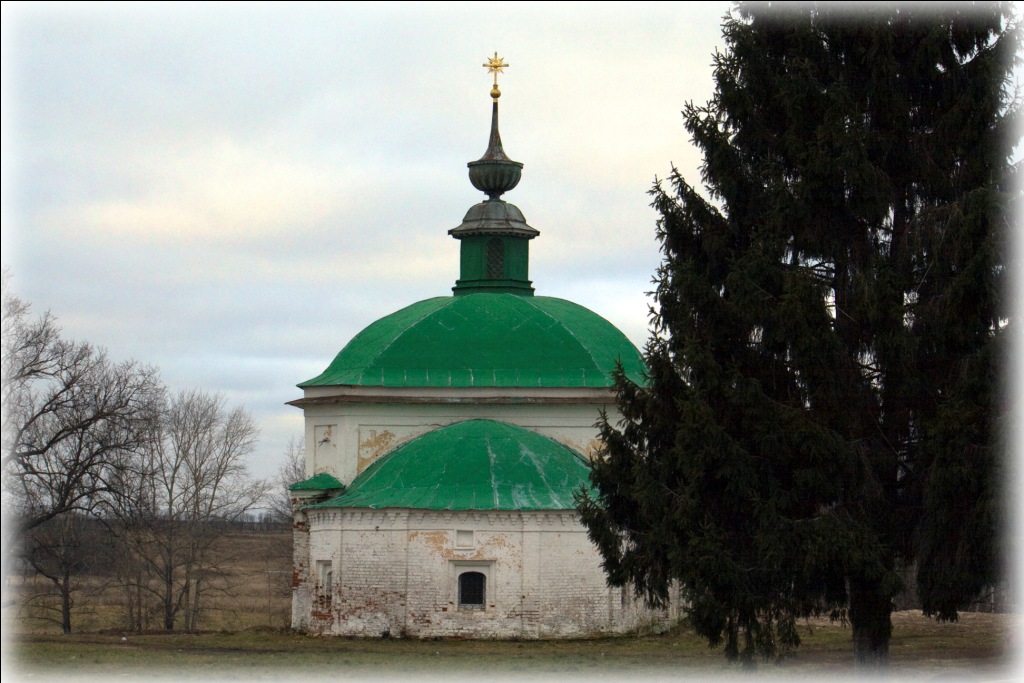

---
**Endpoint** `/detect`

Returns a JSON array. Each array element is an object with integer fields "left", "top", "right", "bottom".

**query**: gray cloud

[{"left": 3, "top": 2, "right": 730, "bottom": 478}]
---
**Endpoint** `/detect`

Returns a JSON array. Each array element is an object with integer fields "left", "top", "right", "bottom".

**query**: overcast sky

[{"left": 2, "top": 2, "right": 734, "bottom": 479}]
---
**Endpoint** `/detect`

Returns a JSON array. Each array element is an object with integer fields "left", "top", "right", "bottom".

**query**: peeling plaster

[{"left": 358, "top": 428, "right": 396, "bottom": 473}]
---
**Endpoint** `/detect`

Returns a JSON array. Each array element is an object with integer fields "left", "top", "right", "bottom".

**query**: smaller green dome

[
  {"left": 289, "top": 472, "right": 345, "bottom": 492},
  {"left": 312, "top": 420, "right": 593, "bottom": 511}
]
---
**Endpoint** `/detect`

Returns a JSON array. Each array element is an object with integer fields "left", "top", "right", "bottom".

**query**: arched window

[{"left": 458, "top": 571, "right": 486, "bottom": 609}]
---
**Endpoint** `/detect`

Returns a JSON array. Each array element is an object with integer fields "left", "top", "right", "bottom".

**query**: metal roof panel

[
  {"left": 299, "top": 294, "right": 645, "bottom": 388},
  {"left": 310, "top": 420, "right": 594, "bottom": 511}
]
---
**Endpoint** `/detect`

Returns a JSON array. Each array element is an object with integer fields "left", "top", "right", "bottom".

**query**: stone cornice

[{"left": 289, "top": 385, "right": 616, "bottom": 408}]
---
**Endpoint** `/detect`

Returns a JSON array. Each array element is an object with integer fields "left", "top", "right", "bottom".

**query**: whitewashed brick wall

[
  {"left": 296, "top": 508, "right": 673, "bottom": 638},
  {"left": 299, "top": 392, "right": 619, "bottom": 485}
]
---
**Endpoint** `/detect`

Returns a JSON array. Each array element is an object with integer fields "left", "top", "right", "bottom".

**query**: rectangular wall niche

[
  {"left": 455, "top": 529, "right": 475, "bottom": 549},
  {"left": 314, "top": 424, "right": 337, "bottom": 472},
  {"left": 315, "top": 559, "right": 333, "bottom": 608}
]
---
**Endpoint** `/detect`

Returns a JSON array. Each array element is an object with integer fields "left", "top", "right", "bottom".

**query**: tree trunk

[
  {"left": 848, "top": 578, "right": 892, "bottom": 668},
  {"left": 60, "top": 564, "right": 72, "bottom": 635},
  {"left": 163, "top": 564, "right": 175, "bottom": 630},
  {"left": 182, "top": 561, "right": 193, "bottom": 631},
  {"left": 132, "top": 560, "right": 142, "bottom": 631},
  {"left": 134, "top": 579, "right": 143, "bottom": 631},
  {"left": 185, "top": 573, "right": 201, "bottom": 632}
]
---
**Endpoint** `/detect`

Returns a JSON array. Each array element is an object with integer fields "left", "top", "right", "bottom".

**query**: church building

[{"left": 288, "top": 56, "right": 677, "bottom": 638}]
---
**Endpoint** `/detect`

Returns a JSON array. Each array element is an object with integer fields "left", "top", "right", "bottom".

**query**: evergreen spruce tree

[{"left": 578, "top": 2, "right": 1018, "bottom": 667}]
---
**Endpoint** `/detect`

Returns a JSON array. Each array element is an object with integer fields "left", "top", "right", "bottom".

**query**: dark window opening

[
  {"left": 316, "top": 565, "right": 332, "bottom": 610},
  {"left": 486, "top": 238, "right": 504, "bottom": 279},
  {"left": 458, "top": 571, "right": 486, "bottom": 609}
]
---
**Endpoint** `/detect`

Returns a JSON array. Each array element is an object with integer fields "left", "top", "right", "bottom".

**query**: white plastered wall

[
  {"left": 289, "top": 385, "right": 675, "bottom": 638},
  {"left": 303, "top": 508, "right": 675, "bottom": 638},
  {"left": 298, "top": 387, "right": 622, "bottom": 485}
]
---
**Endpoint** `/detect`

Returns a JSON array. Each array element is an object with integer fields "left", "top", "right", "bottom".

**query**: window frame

[
  {"left": 450, "top": 560, "right": 493, "bottom": 612},
  {"left": 315, "top": 559, "right": 333, "bottom": 609},
  {"left": 458, "top": 571, "right": 486, "bottom": 609}
]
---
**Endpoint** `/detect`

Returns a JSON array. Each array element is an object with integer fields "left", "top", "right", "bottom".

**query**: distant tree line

[{"left": 2, "top": 271, "right": 281, "bottom": 633}]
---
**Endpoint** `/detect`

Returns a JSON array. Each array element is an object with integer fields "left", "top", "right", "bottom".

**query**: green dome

[
  {"left": 289, "top": 472, "right": 345, "bottom": 492},
  {"left": 312, "top": 420, "right": 593, "bottom": 511},
  {"left": 299, "top": 293, "right": 645, "bottom": 388}
]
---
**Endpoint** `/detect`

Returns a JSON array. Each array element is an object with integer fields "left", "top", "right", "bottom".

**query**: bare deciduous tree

[
  {"left": 21, "top": 510, "right": 106, "bottom": 634},
  {"left": 111, "top": 389, "right": 268, "bottom": 630},
  {"left": 3, "top": 276, "right": 270, "bottom": 633},
  {"left": 2, "top": 273, "right": 161, "bottom": 586},
  {"left": 270, "top": 436, "right": 306, "bottom": 523}
]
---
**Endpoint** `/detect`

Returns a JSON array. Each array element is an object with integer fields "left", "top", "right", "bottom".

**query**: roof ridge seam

[
  {"left": 359, "top": 297, "right": 452, "bottom": 381},
  {"left": 521, "top": 297, "right": 603, "bottom": 377}
]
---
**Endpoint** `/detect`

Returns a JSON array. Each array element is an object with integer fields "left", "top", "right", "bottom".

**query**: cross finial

[{"left": 483, "top": 52, "right": 508, "bottom": 100}]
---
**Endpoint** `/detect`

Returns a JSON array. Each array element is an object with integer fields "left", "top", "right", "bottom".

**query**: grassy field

[
  {"left": 4, "top": 530, "right": 1017, "bottom": 681},
  {"left": 10, "top": 529, "right": 294, "bottom": 634},
  {"left": 4, "top": 611, "right": 1017, "bottom": 681}
]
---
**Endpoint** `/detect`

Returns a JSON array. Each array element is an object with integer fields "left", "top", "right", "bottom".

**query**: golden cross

[{"left": 483, "top": 52, "right": 508, "bottom": 99}]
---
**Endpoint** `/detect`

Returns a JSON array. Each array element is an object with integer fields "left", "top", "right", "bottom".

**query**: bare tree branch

[
  {"left": 105, "top": 389, "right": 269, "bottom": 631},
  {"left": 2, "top": 274, "right": 163, "bottom": 579},
  {"left": 269, "top": 436, "right": 305, "bottom": 523}
]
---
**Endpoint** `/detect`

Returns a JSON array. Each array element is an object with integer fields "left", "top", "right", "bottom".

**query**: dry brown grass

[
  {"left": 9, "top": 528, "right": 293, "bottom": 634},
  {"left": 5, "top": 611, "right": 1017, "bottom": 680},
  {"left": 4, "top": 531, "right": 1018, "bottom": 679}
]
